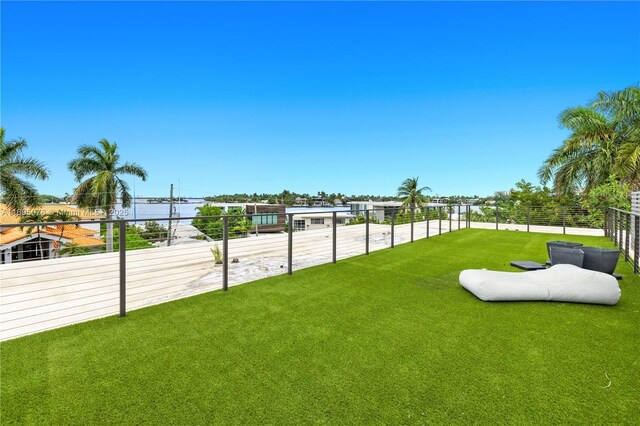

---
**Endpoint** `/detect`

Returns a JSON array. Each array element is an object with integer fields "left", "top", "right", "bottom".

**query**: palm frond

[
  {"left": 0, "top": 129, "right": 49, "bottom": 210},
  {"left": 115, "top": 162, "right": 148, "bottom": 181},
  {"left": 3, "top": 156, "right": 49, "bottom": 180}
]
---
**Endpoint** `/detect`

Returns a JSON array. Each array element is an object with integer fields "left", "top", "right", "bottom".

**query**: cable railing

[
  {"left": 463, "top": 205, "right": 604, "bottom": 235},
  {"left": 606, "top": 207, "right": 639, "bottom": 274},
  {"left": 0, "top": 204, "right": 608, "bottom": 340}
]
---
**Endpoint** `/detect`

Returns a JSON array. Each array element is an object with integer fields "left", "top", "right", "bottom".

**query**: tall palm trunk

[
  {"left": 56, "top": 226, "right": 66, "bottom": 258},
  {"left": 36, "top": 226, "right": 44, "bottom": 260},
  {"left": 106, "top": 210, "right": 114, "bottom": 253}
]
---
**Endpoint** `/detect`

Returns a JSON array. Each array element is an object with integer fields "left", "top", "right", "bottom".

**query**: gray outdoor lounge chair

[
  {"left": 545, "top": 241, "right": 583, "bottom": 264},
  {"left": 581, "top": 247, "right": 621, "bottom": 275},
  {"left": 549, "top": 246, "right": 584, "bottom": 267}
]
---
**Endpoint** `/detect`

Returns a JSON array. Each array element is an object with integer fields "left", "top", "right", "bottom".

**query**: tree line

[{"left": 1, "top": 84, "right": 637, "bottom": 249}]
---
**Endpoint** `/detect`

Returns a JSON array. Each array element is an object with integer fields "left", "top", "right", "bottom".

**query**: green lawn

[{"left": 2, "top": 229, "right": 639, "bottom": 424}]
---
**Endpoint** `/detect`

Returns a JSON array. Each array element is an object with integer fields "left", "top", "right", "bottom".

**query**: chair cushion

[{"left": 459, "top": 264, "right": 621, "bottom": 305}]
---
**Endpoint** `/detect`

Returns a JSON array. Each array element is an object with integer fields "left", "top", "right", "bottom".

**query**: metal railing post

[
  {"left": 527, "top": 206, "right": 530, "bottom": 232},
  {"left": 448, "top": 206, "right": 452, "bottom": 232},
  {"left": 608, "top": 209, "right": 612, "bottom": 238},
  {"left": 438, "top": 207, "right": 442, "bottom": 235},
  {"left": 562, "top": 206, "right": 566, "bottom": 235},
  {"left": 625, "top": 213, "right": 630, "bottom": 262},
  {"left": 332, "top": 211, "right": 337, "bottom": 263},
  {"left": 119, "top": 220, "right": 126, "bottom": 317},
  {"left": 222, "top": 216, "right": 229, "bottom": 291},
  {"left": 467, "top": 205, "right": 470, "bottom": 228},
  {"left": 426, "top": 207, "right": 430, "bottom": 238},
  {"left": 410, "top": 207, "right": 414, "bottom": 243},
  {"left": 611, "top": 209, "right": 615, "bottom": 241},
  {"left": 495, "top": 205, "right": 499, "bottom": 230},
  {"left": 634, "top": 215, "right": 639, "bottom": 274},
  {"left": 618, "top": 210, "right": 622, "bottom": 248},
  {"left": 365, "top": 210, "right": 370, "bottom": 255},
  {"left": 457, "top": 205, "right": 461, "bottom": 230},
  {"left": 391, "top": 210, "right": 395, "bottom": 248},
  {"left": 603, "top": 209, "right": 608, "bottom": 237},
  {"left": 287, "top": 213, "right": 293, "bottom": 274}
]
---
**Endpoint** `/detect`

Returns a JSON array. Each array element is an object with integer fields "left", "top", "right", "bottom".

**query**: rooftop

[
  {"left": 1, "top": 229, "right": 637, "bottom": 424},
  {"left": 0, "top": 224, "right": 104, "bottom": 247}
]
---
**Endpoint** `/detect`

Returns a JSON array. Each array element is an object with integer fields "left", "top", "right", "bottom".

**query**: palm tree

[
  {"left": 19, "top": 210, "right": 48, "bottom": 260},
  {"left": 538, "top": 106, "right": 617, "bottom": 195},
  {"left": 47, "top": 210, "right": 80, "bottom": 258},
  {"left": 232, "top": 216, "right": 254, "bottom": 238},
  {"left": 593, "top": 87, "right": 640, "bottom": 189},
  {"left": 0, "top": 128, "right": 49, "bottom": 211},
  {"left": 68, "top": 139, "right": 147, "bottom": 252},
  {"left": 397, "top": 177, "right": 431, "bottom": 210},
  {"left": 539, "top": 86, "right": 640, "bottom": 194},
  {"left": 59, "top": 243, "right": 90, "bottom": 257}
]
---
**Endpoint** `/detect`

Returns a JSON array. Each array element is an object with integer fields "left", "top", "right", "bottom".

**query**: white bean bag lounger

[{"left": 459, "top": 264, "right": 621, "bottom": 305}]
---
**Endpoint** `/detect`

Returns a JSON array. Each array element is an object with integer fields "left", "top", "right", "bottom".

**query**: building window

[
  {"left": 293, "top": 220, "right": 306, "bottom": 231},
  {"left": 335, "top": 218, "right": 345, "bottom": 225},
  {"left": 350, "top": 204, "right": 365, "bottom": 215},
  {"left": 384, "top": 207, "right": 396, "bottom": 220},
  {"left": 310, "top": 218, "right": 324, "bottom": 225},
  {"left": 251, "top": 214, "right": 278, "bottom": 225}
]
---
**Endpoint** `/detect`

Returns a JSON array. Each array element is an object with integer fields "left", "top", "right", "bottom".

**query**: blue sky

[{"left": 2, "top": 1, "right": 639, "bottom": 198}]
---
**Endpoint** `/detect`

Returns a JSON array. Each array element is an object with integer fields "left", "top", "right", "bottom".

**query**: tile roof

[
  {"left": 0, "top": 226, "right": 104, "bottom": 247},
  {"left": 0, "top": 205, "right": 105, "bottom": 248}
]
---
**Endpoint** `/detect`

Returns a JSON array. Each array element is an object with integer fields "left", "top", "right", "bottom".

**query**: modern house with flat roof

[
  {"left": 347, "top": 201, "right": 450, "bottom": 222},
  {"left": 290, "top": 211, "right": 355, "bottom": 232},
  {"left": 204, "top": 203, "right": 286, "bottom": 233},
  {"left": 347, "top": 201, "right": 403, "bottom": 222}
]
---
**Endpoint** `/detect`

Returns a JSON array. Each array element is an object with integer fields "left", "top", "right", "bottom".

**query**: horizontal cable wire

[
  {"left": 127, "top": 283, "right": 223, "bottom": 305},
  {"left": 1, "top": 272, "right": 120, "bottom": 292},
  {"left": 127, "top": 285, "right": 229, "bottom": 310},
  {"left": 127, "top": 258, "right": 214, "bottom": 277},
  {"left": 126, "top": 271, "right": 215, "bottom": 295},
  {"left": 0, "top": 310, "right": 123, "bottom": 341},
  {"left": 2, "top": 291, "right": 120, "bottom": 321},
  {"left": 2, "top": 281, "right": 120, "bottom": 306},
  {"left": 1, "top": 302, "right": 120, "bottom": 331}
]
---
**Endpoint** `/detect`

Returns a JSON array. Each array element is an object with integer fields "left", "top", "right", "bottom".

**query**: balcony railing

[
  {"left": 606, "top": 207, "right": 639, "bottom": 274},
  {"left": 0, "top": 205, "right": 608, "bottom": 340}
]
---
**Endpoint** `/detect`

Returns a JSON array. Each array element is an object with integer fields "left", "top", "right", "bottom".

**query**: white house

[
  {"left": 200, "top": 203, "right": 286, "bottom": 233},
  {"left": 347, "top": 201, "right": 449, "bottom": 222},
  {"left": 290, "top": 211, "right": 355, "bottom": 232},
  {"left": 347, "top": 201, "right": 403, "bottom": 222}
]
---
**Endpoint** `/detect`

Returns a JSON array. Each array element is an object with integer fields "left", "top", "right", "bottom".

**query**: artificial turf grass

[{"left": 1, "top": 229, "right": 639, "bottom": 425}]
